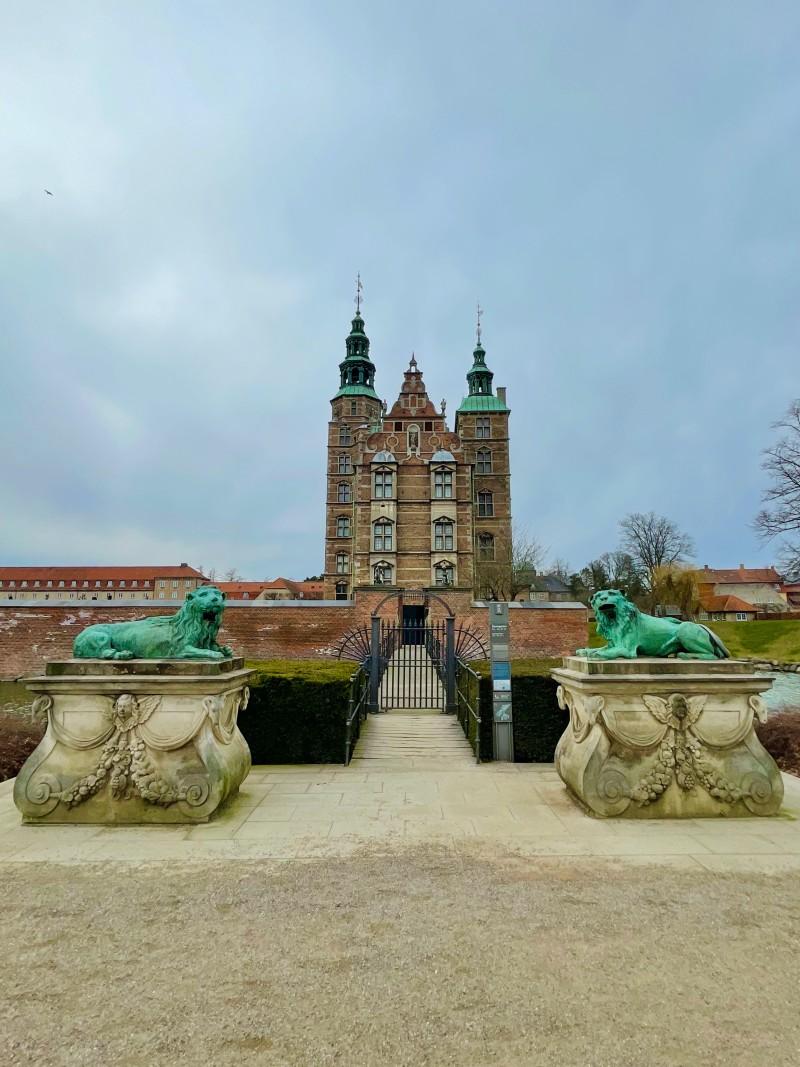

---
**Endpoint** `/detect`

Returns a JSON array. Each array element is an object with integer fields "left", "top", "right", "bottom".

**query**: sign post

[{"left": 489, "top": 602, "right": 514, "bottom": 761}]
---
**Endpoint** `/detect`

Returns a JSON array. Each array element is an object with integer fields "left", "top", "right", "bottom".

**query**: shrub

[
  {"left": 472, "top": 659, "right": 566, "bottom": 762},
  {"left": 758, "top": 714, "right": 800, "bottom": 777},
  {"left": 0, "top": 712, "right": 44, "bottom": 783},
  {"left": 240, "top": 659, "right": 356, "bottom": 764}
]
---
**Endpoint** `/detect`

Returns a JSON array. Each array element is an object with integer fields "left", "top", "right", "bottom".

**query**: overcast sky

[{"left": 1, "top": 1, "right": 799, "bottom": 579}]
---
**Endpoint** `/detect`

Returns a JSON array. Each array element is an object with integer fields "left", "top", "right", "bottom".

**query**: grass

[{"left": 587, "top": 620, "right": 800, "bottom": 662}]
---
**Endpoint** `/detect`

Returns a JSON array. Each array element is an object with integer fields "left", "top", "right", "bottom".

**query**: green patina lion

[
  {"left": 576, "top": 588, "right": 730, "bottom": 660},
  {"left": 73, "top": 585, "right": 233, "bottom": 661}
]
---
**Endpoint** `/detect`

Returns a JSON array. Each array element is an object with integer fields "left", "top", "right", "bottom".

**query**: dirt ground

[{"left": 1, "top": 846, "right": 798, "bottom": 1067}]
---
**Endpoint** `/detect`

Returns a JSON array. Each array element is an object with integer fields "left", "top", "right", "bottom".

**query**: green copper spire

[
  {"left": 456, "top": 304, "right": 509, "bottom": 413},
  {"left": 334, "top": 274, "right": 379, "bottom": 399}
]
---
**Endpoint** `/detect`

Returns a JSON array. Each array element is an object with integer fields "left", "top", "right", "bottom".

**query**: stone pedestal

[
  {"left": 551, "top": 657, "right": 784, "bottom": 818},
  {"left": 14, "top": 658, "right": 253, "bottom": 824}
]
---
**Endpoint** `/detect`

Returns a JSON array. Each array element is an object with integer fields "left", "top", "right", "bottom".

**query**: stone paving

[{"left": 1, "top": 765, "right": 799, "bottom": 870}]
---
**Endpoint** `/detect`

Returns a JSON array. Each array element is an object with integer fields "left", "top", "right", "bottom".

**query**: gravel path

[{"left": 2, "top": 846, "right": 799, "bottom": 1066}]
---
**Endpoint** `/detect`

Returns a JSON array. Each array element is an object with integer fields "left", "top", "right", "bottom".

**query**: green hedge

[
  {"left": 473, "top": 659, "right": 566, "bottom": 762},
  {"left": 240, "top": 660, "right": 355, "bottom": 764}
]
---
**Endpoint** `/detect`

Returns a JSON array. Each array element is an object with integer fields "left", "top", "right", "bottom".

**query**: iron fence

[
  {"left": 344, "top": 665, "right": 369, "bottom": 765},
  {"left": 455, "top": 659, "right": 482, "bottom": 763}
]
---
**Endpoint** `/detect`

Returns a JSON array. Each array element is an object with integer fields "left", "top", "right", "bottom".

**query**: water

[{"left": 757, "top": 671, "right": 800, "bottom": 714}]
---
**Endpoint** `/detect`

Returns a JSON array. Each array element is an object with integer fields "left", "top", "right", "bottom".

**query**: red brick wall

[{"left": 0, "top": 597, "right": 587, "bottom": 678}]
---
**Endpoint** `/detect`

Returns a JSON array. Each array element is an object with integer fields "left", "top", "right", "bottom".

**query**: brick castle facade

[{"left": 323, "top": 299, "right": 512, "bottom": 600}]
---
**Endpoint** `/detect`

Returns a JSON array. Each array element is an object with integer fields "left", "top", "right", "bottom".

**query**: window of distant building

[
  {"left": 335, "top": 581, "right": 349, "bottom": 600},
  {"left": 736, "top": 612, "right": 748, "bottom": 622},
  {"left": 120, "top": 580, "right": 126, "bottom": 588},
  {"left": 434, "top": 519, "right": 454, "bottom": 551},
  {"left": 425, "top": 421, "right": 433, "bottom": 431},
  {"left": 337, "top": 482, "right": 351, "bottom": 503},
  {"left": 373, "top": 520, "right": 393, "bottom": 552},
  {"left": 476, "top": 449, "right": 492, "bottom": 474},
  {"left": 337, "top": 455, "right": 352, "bottom": 474},
  {"left": 336, "top": 516, "right": 351, "bottom": 537},
  {"left": 477, "top": 491, "right": 494, "bottom": 517},
  {"left": 434, "top": 562, "right": 454, "bottom": 586},
  {"left": 478, "top": 533, "right": 495, "bottom": 561},
  {"left": 476, "top": 417, "right": 490, "bottom": 439},
  {"left": 336, "top": 553, "right": 349, "bottom": 574},
  {"left": 350, "top": 400, "right": 357, "bottom": 416},
  {"left": 58, "top": 581, "right": 64, "bottom": 588},
  {"left": 433, "top": 468, "right": 453, "bottom": 499},
  {"left": 339, "top": 426, "right": 352, "bottom": 446},
  {"left": 374, "top": 469, "right": 393, "bottom": 499}
]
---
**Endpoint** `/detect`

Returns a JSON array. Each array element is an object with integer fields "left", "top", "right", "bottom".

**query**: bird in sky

[{"left": 44, "top": 189, "right": 53, "bottom": 196}]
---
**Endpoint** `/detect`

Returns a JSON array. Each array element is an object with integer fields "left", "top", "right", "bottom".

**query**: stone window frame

[
  {"left": 433, "top": 467, "right": 454, "bottom": 499},
  {"left": 434, "top": 561, "right": 455, "bottom": 586},
  {"left": 373, "top": 519, "right": 394, "bottom": 552},
  {"left": 335, "top": 581, "right": 349, "bottom": 600},
  {"left": 478, "top": 532, "right": 495, "bottom": 560},
  {"left": 337, "top": 454, "right": 352, "bottom": 475},
  {"left": 407, "top": 424, "right": 421, "bottom": 456},
  {"left": 373, "top": 560, "right": 393, "bottom": 585},
  {"left": 337, "top": 481, "right": 352, "bottom": 503},
  {"left": 433, "top": 517, "right": 454, "bottom": 552},
  {"left": 476, "top": 448, "right": 492, "bottom": 474},
  {"left": 335, "top": 553, "right": 350, "bottom": 574},
  {"left": 477, "top": 490, "right": 494, "bottom": 517},
  {"left": 336, "top": 515, "right": 351, "bottom": 538},
  {"left": 350, "top": 400, "right": 358, "bottom": 416},
  {"left": 373, "top": 467, "right": 394, "bottom": 499},
  {"left": 338, "top": 425, "right": 353, "bottom": 446},
  {"left": 476, "top": 417, "right": 491, "bottom": 439}
]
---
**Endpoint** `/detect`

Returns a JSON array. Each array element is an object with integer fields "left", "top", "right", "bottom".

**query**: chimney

[
  {"left": 180, "top": 562, "right": 188, "bottom": 568},
  {"left": 703, "top": 564, "right": 709, "bottom": 571},
  {"left": 739, "top": 563, "right": 744, "bottom": 571},
  {"left": 497, "top": 386, "right": 507, "bottom": 404}
]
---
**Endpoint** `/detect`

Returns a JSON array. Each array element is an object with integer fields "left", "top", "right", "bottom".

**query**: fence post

[
  {"left": 445, "top": 616, "right": 456, "bottom": 714},
  {"left": 368, "top": 616, "right": 381, "bottom": 713}
]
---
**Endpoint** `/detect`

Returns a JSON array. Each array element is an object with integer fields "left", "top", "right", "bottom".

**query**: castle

[{"left": 323, "top": 293, "right": 512, "bottom": 600}]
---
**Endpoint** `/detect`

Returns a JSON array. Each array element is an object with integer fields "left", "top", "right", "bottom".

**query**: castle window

[
  {"left": 434, "top": 519, "right": 454, "bottom": 551},
  {"left": 339, "top": 426, "right": 352, "bottom": 446},
  {"left": 434, "top": 562, "right": 454, "bottom": 586},
  {"left": 476, "top": 417, "right": 491, "bottom": 439},
  {"left": 373, "top": 561, "right": 393, "bottom": 585},
  {"left": 374, "top": 469, "right": 393, "bottom": 499},
  {"left": 394, "top": 421, "right": 403, "bottom": 431},
  {"left": 335, "top": 581, "right": 349, "bottom": 600},
  {"left": 479, "top": 533, "right": 495, "bottom": 560},
  {"left": 337, "top": 482, "right": 351, "bottom": 503},
  {"left": 425, "top": 421, "right": 433, "bottom": 431},
  {"left": 350, "top": 400, "right": 357, "bottom": 415},
  {"left": 407, "top": 425, "right": 420, "bottom": 455},
  {"left": 373, "top": 520, "right": 393, "bottom": 551},
  {"left": 476, "top": 449, "right": 492, "bottom": 474},
  {"left": 434, "top": 468, "right": 453, "bottom": 499},
  {"left": 336, "top": 553, "right": 349, "bottom": 574},
  {"left": 478, "top": 491, "right": 494, "bottom": 517},
  {"left": 337, "top": 455, "right": 352, "bottom": 474},
  {"left": 336, "top": 516, "right": 351, "bottom": 537}
]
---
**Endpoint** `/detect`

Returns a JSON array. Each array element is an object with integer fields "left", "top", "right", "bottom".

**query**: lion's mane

[
  {"left": 593, "top": 591, "right": 639, "bottom": 642},
  {"left": 171, "top": 596, "right": 221, "bottom": 650}
]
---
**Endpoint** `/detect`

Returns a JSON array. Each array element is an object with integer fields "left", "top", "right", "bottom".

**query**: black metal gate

[{"left": 369, "top": 617, "right": 455, "bottom": 713}]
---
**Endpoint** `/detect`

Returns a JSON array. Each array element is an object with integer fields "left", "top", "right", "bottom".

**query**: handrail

[
  {"left": 455, "top": 658, "right": 481, "bottom": 763},
  {"left": 344, "top": 665, "right": 369, "bottom": 765}
]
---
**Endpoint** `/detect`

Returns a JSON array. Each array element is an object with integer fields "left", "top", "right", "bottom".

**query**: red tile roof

[
  {"left": 700, "top": 567, "right": 782, "bottom": 584},
  {"left": 700, "top": 594, "right": 757, "bottom": 613},
  {"left": 0, "top": 564, "right": 204, "bottom": 582}
]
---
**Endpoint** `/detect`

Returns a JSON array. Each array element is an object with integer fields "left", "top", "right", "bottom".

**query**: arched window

[
  {"left": 335, "top": 581, "right": 349, "bottom": 600},
  {"left": 339, "top": 425, "right": 352, "bottom": 446},
  {"left": 434, "top": 562, "right": 454, "bottom": 586},
  {"left": 336, "top": 516, "right": 351, "bottom": 537},
  {"left": 476, "top": 449, "right": 492, "bottom": 474},
  {"left": 373, "top": 561, "right": 393, "bottom": 585},
  {"left": 477, "top": 490, "right": 494, "bottom": 516},
  {"left": 374, "top": 468, "right": 393, "bottom": 499},
  {"left": 337, "top": 482, "right": 351, "bottom": 503},
  {"left": 433, "top": 468, "right": 453, "bottom": 499},
  {"left": 478, "top": 533, "right": 495, "bottom": 561},
  {"left": 336, "top": 553, "right": 349, "bottom": 574},
  {"left": 434, "top": 518, "right": 454, "bottom": 551},
  {"left": 373, "top": 520, "right": 393, "bottom": 551},
  {"left": 337, "top": 455, "right": 351, "bottom": 474}
]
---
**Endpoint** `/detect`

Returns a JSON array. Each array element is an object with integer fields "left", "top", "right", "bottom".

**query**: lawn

[{"left": 588, "top": 619, "right": 800, "bottom": 662}]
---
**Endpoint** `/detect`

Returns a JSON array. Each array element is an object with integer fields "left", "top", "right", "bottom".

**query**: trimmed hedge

[
  {"left": 240, "top": 660, "right": 356, "bottom": 764},
  {"left": 472, "top": 659, "right": 566, "bottom": 762}
]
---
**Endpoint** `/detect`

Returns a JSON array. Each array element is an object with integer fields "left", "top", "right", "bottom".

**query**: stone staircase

[{"left": 351, "top": 713, "right": 475, "bottom": 767}]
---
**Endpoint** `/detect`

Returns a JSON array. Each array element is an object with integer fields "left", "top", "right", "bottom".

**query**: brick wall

[{"left": 0, "top": 596, "right": 587, "bottom": 678}]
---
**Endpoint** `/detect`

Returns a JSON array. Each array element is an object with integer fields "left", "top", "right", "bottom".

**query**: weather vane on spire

[
  {"left": 355, "top": 272, "right": 363, "bottom": 314},
  {"left": 476, "top": 300, "right": 483, "bottom": 345}
]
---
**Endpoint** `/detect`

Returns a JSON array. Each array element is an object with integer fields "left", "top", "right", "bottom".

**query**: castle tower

[
  {"left": 323, "top": 286, "right": 384, "bottom": 599},
  {"left": 454, "top": 312, "right": 512, "bottom": 599}
]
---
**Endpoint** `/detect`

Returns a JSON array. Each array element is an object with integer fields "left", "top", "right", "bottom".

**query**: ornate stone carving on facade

[{"left": 552, "top": 657, "right": 784, "bottom": 818}]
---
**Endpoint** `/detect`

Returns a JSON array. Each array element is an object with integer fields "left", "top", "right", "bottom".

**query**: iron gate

[{"left": 370, "top": 617, "right": 455, "bottom": 713}]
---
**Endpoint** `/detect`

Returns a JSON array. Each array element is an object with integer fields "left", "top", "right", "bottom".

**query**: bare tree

[
  {"left": 755, "top": 400, "right": 800, "bottom": 579},
  {"left": 619, "top": 512, "right": 694, "bottom": 594},
  {"left": 478, "top": 526, "right": 546, "bottom": 601},
  {"left": 223, "top": 568, "right": 242, "bottom": 582},
  {"left": 548, "top": 557, "right": 572, "bottom": 583}
]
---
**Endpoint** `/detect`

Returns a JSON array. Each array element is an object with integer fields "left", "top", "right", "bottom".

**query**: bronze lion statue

[
  {"left": 73, "top": 585, "right": 233, "bottom": 661},
  {"left": 576, "top": 588, "right": 730, "bottom": 660}
]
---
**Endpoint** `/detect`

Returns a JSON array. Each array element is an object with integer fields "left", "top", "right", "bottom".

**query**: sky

[{"left": 1, "top": 1, "right": 799, "bottom": 579}]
